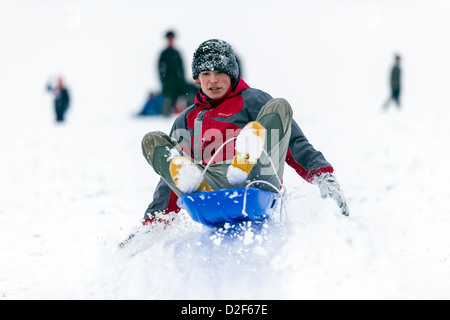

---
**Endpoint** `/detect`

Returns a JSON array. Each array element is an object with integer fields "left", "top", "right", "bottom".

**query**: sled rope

[
  {"left": 201, "top": 136, "right": 238, "bottom": 177},
  {"left": 242, "top": 179, "right": 287, "bottom": 222}
]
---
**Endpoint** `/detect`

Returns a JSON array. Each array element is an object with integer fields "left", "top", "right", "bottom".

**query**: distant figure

[
  {"left": 383, "top": 55, "right": 402, "bottom": 110},
  {"left": 137, "top": 92, "right": 164, "bottom": 116},
  {"left": 47, "top": 76, "right": 70, "bottom": 122},
  {"left": 158, "top": 30, "right": 186, "bottom": 117}
]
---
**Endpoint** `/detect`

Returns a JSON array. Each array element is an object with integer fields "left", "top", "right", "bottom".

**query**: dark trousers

[{"left": 383, "top": 88, "right": 401, "bottom": 110}]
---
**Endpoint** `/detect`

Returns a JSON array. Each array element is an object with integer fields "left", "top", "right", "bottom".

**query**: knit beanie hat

[{"left": 192, "top": 39, "right": 239, "bottom": 80}]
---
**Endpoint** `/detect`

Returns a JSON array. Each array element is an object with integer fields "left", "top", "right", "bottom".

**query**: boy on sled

[{"left": 141, "top": 39, "right": 348, "bottom": 227}]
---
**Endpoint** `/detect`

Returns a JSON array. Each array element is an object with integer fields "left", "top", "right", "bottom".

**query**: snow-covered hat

[{"left": 192, "top": 39, "right": 239, "bottom": 80}]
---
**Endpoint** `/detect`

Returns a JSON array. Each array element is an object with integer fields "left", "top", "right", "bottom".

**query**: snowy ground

[{"left": 1, "top": 0, "right": 450, "bottom": 300}]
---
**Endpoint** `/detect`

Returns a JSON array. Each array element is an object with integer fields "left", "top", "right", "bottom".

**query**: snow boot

[
  {"left": 227, "top": 121, "right": 266, "bottom": 185},
  {"left": 170, "top": 156, "right": 212, "bottom": 193}
]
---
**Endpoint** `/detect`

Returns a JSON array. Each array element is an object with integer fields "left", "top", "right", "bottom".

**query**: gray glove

[{"left": 315, "top": 173, "right": 349, "bottom": 216}]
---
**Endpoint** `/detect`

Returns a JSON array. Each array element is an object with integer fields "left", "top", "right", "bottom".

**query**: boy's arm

[{"left": 286, "top": 120, "right": 334, "bottom": 182}]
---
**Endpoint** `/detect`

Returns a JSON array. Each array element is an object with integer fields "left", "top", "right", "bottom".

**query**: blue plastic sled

[{"left": 177, "top": 188, "right": 281, "bottom": 228}]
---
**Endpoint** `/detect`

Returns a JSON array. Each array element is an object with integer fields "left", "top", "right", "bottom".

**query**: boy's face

[{"left": 195, "top": 70, "right": 232, "bottom": 100}]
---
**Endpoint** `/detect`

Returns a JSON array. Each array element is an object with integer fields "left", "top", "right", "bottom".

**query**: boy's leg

[
  {"left": 142, "top": 131, "right": 215, "bottom": 195},
  {"left": 142, "top": 131, "right": 187, "bottom": 196},
  {"left": 255, "top": 98, "right": 293, "bottom": 182},
  {"left": 227, "top": 98, "right": 293, "bottom": 191}
]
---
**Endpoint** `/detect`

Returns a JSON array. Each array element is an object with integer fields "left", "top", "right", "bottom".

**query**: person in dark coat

[
  {"left": 47, "top": 76, "right": 70, "bottom": 122},
  {"left": 158, "top": 30, "right": 187, "bottom": 117},
  {"left": 384, "top": 55, "right": 402, "bottom": 110}
]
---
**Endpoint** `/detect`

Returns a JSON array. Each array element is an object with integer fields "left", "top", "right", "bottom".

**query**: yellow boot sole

[
  {"left": 227, "top": 121, "right": 265, "bottom": 185},
  {"left": 170, "top": 156, "right": 212, "bottom": 193}
]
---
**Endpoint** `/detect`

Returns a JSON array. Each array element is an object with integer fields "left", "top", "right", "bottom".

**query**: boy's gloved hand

[{"left": 315, "top": 173, "right": 349, "bottom": 216}]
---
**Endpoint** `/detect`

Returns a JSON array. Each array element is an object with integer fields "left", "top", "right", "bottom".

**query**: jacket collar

[{"left": 194, "top": 78, "right": 250, "bottom": 109}]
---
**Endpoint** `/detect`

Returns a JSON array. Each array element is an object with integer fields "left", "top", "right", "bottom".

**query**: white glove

[{"left": 315, "top": 173, "right": 349, "bottom": 216}]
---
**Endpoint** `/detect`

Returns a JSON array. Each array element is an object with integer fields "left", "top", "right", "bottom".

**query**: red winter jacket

[{"left": 143, "top": 78, "right": 333, "bottom": 223}]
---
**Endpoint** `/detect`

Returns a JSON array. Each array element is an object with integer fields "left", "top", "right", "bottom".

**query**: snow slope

[{"left": 1, "top": 0, "right": 450, "bottom": 299}]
